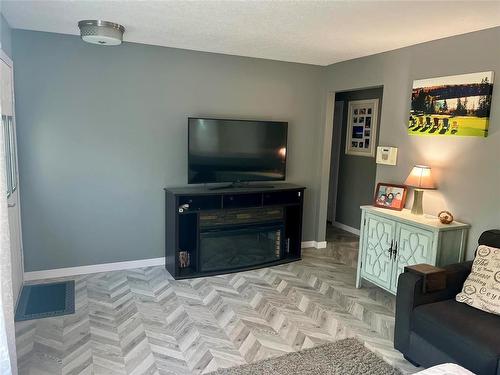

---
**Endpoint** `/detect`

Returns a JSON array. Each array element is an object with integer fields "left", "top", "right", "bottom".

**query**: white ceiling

[{"left": 2, "top": 0, "right": 500, "bottom": 66}]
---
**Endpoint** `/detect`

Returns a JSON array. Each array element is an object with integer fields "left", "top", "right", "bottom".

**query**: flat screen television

[{"left": 188, "top": 118, "right": 288, "bottom": 184}]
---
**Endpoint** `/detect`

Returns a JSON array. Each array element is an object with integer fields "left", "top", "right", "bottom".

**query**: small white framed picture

[{"left": 345, "top": 99, "right": 379, "bottom": 157}]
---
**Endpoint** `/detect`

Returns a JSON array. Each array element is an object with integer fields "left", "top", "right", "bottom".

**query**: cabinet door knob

[
  {"left": 388, "top": 240, "right": 393, "bottom": 259},
  {"left": 393, "top": 241, "right": 398, "bottom": 260}
]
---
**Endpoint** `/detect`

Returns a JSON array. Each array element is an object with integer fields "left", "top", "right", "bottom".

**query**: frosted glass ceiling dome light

[{"left": 78, "top": 20, "right": 125, "bottom": 46}]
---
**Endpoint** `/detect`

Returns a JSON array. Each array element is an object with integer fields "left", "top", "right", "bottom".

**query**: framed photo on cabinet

[
  {"left": 345, "top": 99, "right": 379, "bottom": 157},
  {"left": 373, "top": 183, "right": 407, "bottom": 211}
]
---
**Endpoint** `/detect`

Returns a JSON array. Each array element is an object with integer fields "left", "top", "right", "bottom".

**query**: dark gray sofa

[{"left": 394, "top": 230, "right": 500, "bottom": 375}]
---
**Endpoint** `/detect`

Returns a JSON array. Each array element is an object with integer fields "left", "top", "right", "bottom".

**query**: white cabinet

[
  {"left": 362, "top": 213, "right": 395, "bottom": 290},
  {"left": 356, "top": 206, "right": 469, "bottom": 295}
]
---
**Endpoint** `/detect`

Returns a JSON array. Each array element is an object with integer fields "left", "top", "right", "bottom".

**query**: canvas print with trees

[{"left": 409, "top": 71, "right": 494, "bottom": 137}]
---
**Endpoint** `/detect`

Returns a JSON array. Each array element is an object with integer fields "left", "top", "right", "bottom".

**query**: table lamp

[{"left": 404, "top": 165, "right": 436, "bottom": 215}]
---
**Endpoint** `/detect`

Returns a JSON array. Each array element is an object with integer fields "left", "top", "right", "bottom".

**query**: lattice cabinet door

[
  {"left": 391, "top": 223, "right": 434, "bottom": 291},
  {"left": 361, "top": 213, "right": 396, "bottom": 290}
]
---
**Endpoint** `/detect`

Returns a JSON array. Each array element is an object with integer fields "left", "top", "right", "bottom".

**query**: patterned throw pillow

[{"left": 456, "top": 245, "right": 500, "bottom": 315}]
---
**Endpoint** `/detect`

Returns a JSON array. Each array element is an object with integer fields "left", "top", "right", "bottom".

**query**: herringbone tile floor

[{"left": 15, "top": 228, "right": 418, "bottom": 375}]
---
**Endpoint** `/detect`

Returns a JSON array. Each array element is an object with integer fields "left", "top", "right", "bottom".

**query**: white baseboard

[
  {"left": 24, "top": 257, "right": 165, "bottom": 281},
  {"left": 25, "top": 240, "right": 330, "bottom": 281},
  {"left": 331, "top": 221, "right": 360, "bottom": 236},
  {"left": 301, "top": 241, "right": 327, "bottom": 249}
]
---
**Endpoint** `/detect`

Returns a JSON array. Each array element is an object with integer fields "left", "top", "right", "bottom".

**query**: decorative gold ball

[{"left": 438, "top": 210, "right": 454, "bottom": 224}]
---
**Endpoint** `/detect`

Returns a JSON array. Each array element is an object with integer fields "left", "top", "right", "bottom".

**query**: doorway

[{"left": 326, "top": 87, "right": 383, "bottom": 239}]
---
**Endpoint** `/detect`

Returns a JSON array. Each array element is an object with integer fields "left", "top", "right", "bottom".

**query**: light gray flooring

[{"left": 15, "top": 227, "right": 418, "bottom": 375}]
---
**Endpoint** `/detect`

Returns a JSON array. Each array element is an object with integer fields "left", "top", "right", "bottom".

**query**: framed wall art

[
  {"left": 345, "top": 99, "right": 379, "bottom": 157},
  {"left": 409, "top": 71, "right": 494, "bottom": 137}
]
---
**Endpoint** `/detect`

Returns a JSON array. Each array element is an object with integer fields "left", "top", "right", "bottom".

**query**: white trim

[
  {"left": 317, "top": 90, "right": 336, "bottom": 242},
  {"left": 2, "top": 51, "right": 24, "bottom": 305},
  {"left": 0, "top": 50, "right": 13, "bottom": 67},
  {"left": 331, "top": 221, "right": 360, "bottom": 236},
  {"left": 24, "top": 242, "right": 332, "bottom": 281},
  {"left": 301, "top": 241, "right": 327, "bottom": 249},
  {"left": 24, "top": 257, "right": 165, "bottom": 281}
]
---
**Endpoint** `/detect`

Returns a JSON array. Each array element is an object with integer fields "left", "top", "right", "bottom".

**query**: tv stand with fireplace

[{"left": 165, "top": 184, "right": 305, "bottom": 279}]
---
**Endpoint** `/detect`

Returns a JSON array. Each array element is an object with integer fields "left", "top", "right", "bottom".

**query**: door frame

[
  {"left": 1, "top": 49, "right": 25, "bottom": 304},
  {"left": 318, "top": 86, "right": 384, "bottom": 243},
  {"left": 326, "top": 100, "right": 343, "bottom": 224}
]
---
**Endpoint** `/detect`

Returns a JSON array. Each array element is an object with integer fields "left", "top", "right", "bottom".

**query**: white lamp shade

[{"left": 405, "top": 165, "right": 436, "bottom": 189}]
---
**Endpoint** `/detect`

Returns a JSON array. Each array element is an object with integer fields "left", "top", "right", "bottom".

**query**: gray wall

[
  {"left": 13, "top": 30, "right": 324, "bottom": 271},
  {"left": 333, "top": 87, "right": 383, "bottom": 229},
  {"left": 0, "top": 13, "right": 12, "bottom": 58},
  {"left": 319, "top": 27, "right": 500, "bottom": 259},
  {"left": 12, "top": 26, "right": 500, "bottom": 270}
]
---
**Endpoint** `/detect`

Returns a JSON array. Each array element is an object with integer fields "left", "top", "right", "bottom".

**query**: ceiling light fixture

[{"left": 78, "top": 20, "right": 125, "bottom": 46}]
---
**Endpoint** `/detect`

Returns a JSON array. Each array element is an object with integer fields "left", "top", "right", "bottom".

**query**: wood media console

[{"left": 165, "top": 184, "right": 305, "bottom": 279}]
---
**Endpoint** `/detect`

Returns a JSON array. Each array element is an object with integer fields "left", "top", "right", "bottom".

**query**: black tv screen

[{"left": 188, "top": 118, "right": 288, "bottom": 184}]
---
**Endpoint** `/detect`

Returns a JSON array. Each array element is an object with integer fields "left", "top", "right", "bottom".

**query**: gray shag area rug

[{"left": 210, "top": 338, "right": 402, "bottom": 375}]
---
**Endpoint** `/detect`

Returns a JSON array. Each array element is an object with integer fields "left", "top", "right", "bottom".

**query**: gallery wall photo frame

[{"left": 345, "top": 99, "right": 379, "bottom": 157}]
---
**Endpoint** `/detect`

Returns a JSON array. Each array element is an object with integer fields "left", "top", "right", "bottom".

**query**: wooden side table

[{"left": 404, "top": 264, "right": 447, "bottom": 293}]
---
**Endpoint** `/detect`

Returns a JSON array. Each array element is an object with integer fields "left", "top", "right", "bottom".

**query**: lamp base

[{"left": 411, "top": 189, "right": 424, "bottom": 215}]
